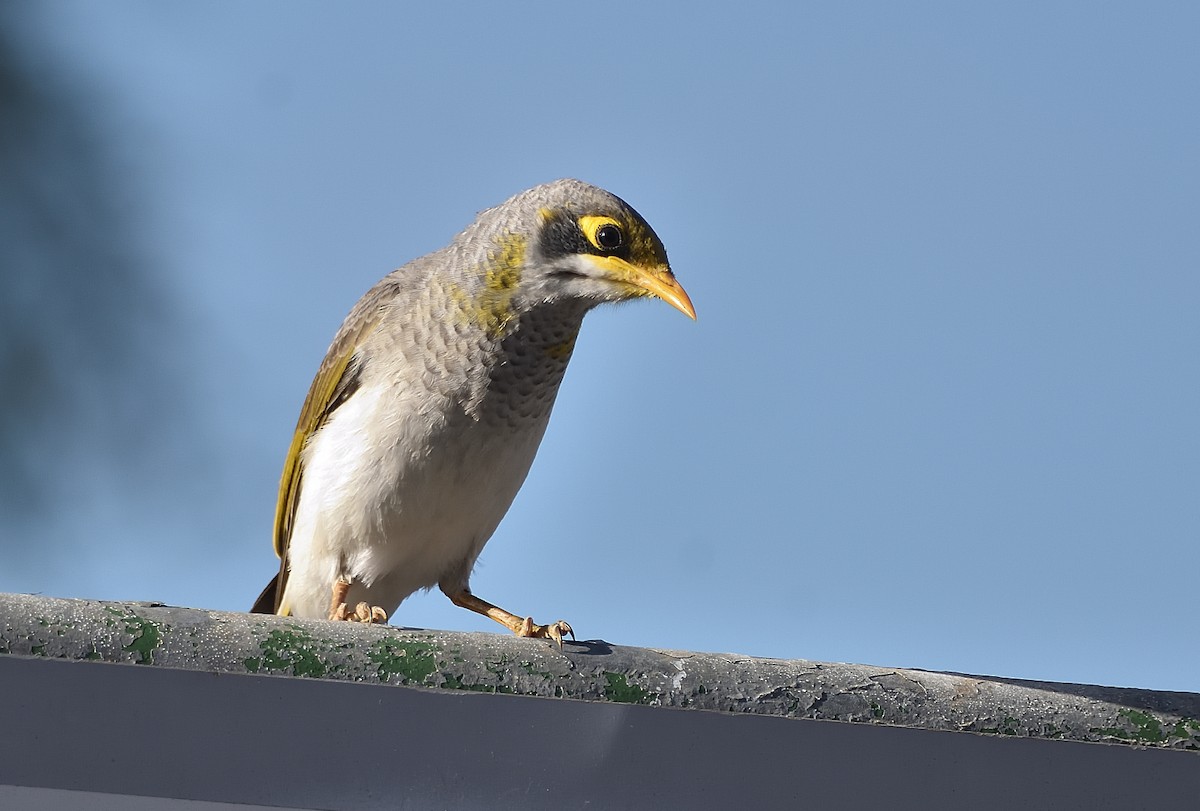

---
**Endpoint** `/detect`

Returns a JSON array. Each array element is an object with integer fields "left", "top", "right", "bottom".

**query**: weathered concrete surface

[{"left": 1, "top": 592, "right": 1197, "bottom": 752}]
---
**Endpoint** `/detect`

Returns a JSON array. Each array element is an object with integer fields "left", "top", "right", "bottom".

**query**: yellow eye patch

[{"left": 578, "top": 215, "right": 624, "bottom": 252}]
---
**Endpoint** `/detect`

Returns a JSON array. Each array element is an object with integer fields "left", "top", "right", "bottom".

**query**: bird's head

[{"left": 454, "top": 179, "right": 695, "bottom": 331}]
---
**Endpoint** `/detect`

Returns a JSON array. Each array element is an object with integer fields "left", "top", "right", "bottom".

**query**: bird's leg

[
  {"left": 327, "top": 577, "right": 388, "bottom": 623},
  {"left": 328, "top": 578, "right": 351, "bottom": 620},
  {"left": 440, "top": 585, "right": 573, "bottom": 647}
]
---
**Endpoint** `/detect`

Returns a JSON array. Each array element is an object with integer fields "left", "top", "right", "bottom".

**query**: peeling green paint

[
  {"left": 980, "top": 716, "right": 1020, "bottom": 736},
  {"left": 1170, "top": 718, "right": 1200, "bottom": 749},
  {"left": 102, "top": 606, "right": 123, "bottom": 629},
  {"left": 1092, "top": 709, "right": 1169, "bottom": 743},
  {"left": 1123, "top": 709, "right": 1164, "bottom": 742},
  {"left": 1171, "top": 718, "right": 1200, "bottom": 737},
  {"left": 367, "top": 638, "right": 437, "bottom": 684},
  {"left": 442, "top": 672, "right": 488, "bottom": 691},
  {"left": 603, "top": 672, "right": 655, "bottom": 705},
  {"left": 484, "top": 655, "right": 516, "bottom": 679},
  {"left": 121, "top": 614, "right": 163, "bottom": 664},
  {"left": 442, "top": 672, "right": 514, "bottom": 693},
  {"left": 255, "top": 629, "right": 330, "bottom": 678},
  {"left": 520, "top": 661, "right": 553, "bottom": 680}
]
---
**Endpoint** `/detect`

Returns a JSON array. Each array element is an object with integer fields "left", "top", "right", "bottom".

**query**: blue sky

[{"left": 5, "top": 3, "right": 1198, "bottom": 692}]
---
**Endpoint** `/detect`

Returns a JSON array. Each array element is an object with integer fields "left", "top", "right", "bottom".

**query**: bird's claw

[{"left": 353, "top": 602, "right": 389, "bottom": 623}]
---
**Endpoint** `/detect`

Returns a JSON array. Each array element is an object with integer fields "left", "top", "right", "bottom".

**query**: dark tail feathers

[{"left": 250, "top": 574, "right": 279, "bottom": 614}]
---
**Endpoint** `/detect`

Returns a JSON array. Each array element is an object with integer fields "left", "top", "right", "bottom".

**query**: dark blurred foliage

[{"left": 0, "top": 8, "right": 188, "bottom": 553}]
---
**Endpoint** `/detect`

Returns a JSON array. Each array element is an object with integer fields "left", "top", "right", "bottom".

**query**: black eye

[{"left": 595, "top": 223, "right": 623, "bottom": 251}]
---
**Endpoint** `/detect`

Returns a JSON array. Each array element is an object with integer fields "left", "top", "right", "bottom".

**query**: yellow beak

[{"left": 590, "top": 256, "right": 697, "bottom": 320}]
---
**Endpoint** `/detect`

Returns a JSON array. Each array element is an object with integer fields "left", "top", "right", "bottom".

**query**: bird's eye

[{"left": 595, "top": 223, "right": 623, "bottom": 251}]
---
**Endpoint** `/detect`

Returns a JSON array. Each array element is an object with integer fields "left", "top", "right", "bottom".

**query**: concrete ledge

[
  {"left": 3, "top": 593, "right": 1200, "bottom": 809},
  {"left": 2, "top": 592, "right": 1197, "bottom": 751}
]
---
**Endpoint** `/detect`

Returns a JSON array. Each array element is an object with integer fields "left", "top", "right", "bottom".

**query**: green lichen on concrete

[
  {"left": 121, "top": 614, "right": 163, "bottom": 664},
  {"left": 603, "top": 672, "right": 655, "bottom": 705},
  {"left": 251, "top": 628, "right": 331, "bottom": 679},
  {"left": 366, "top": 638, "right": 438, "bottom": 684}
]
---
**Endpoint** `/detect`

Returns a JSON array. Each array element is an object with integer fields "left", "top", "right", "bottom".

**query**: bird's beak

[{"left": 591, "top": 256, "right": 697, "bottom": 320}]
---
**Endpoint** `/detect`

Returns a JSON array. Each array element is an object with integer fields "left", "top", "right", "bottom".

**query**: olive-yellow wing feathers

[{"left": 251, "top": 279, "right": 398, "bottom": 613}]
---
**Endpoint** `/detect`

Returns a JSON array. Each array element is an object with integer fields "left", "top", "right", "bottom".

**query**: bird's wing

[{"left": 267, "top": 279, "right": 400, "bottom": 612}]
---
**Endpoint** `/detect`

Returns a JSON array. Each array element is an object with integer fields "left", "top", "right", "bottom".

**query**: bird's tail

[{"left": 250, "top": 574, "right": 279, "bottom": 614}]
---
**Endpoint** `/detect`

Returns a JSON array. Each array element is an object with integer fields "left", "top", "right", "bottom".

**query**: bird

[{"left": 250, "top": 179, "right": 694, "bottom": 645}]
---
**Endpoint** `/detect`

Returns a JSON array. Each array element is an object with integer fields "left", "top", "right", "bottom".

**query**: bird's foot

[
  {"left": 441, "top": 586, "right": 575, "bottom": 649},
  {"left": 326, "top": 578, "right": 387, "bottom": 623},
  {"left": 328, "top": 602, "right": 388, "bottom": 619},
  {"left": 329, "top": 600, "right": 388, "bottom": 623},
  {"left": 516, "top": 617, "right": 574, "bottom": 647}
]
